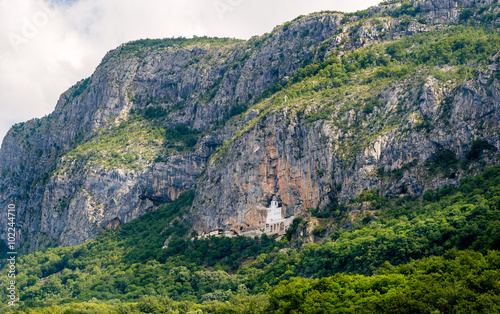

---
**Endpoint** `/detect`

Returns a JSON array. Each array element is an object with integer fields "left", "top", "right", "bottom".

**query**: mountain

[
  {"left": 1, "top": 0, "right": 500, "bottom": 254},
  {"left": 1, "top": 0, "right": 500, "bottom": 312}
]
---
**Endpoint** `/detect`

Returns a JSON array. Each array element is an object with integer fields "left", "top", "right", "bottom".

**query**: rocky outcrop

[
  {"left": 193, "top": 114, "right": 334, "bottom": 233},
  {"left": 192, "top": 61, "right": 500, "bottom": 235}
]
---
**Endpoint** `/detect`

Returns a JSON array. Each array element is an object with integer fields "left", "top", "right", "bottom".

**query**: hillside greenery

[
  {"left": 266, "top": 250, "right": 500, "bottom": 313},
  {"left": 55, "top": 113, "right": 206, "bottom": 172},
  {"left": 1, "top": 166, "right": 500, "bottom": 313},
  {"left": 55, "top": 118, "right": 165, "bottom": 172},
  {"left": 102, "top": 36, "right": 242, "bottom": 63},
  {"left": 119, "top": 37, "right": 242, "bottom": 53}
]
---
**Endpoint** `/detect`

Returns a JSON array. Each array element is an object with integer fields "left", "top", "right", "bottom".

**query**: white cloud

[{"left": 0, "top": 0, "right": 381, "bottom": 144}]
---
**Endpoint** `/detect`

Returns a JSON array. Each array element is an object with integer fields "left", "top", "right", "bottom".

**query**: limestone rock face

[
  {"left": 191, "top": 70, "right": 500, "bottom": 234},
  {"left": 0, "top": 1, "right": 499, "bottom": 250}
]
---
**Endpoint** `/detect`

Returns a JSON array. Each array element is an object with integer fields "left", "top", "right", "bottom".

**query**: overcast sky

[{"left": 0, "top": 0, "right": 381, "bottom": 144}]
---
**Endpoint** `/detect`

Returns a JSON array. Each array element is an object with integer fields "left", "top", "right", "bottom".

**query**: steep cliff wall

[{"left": 0, "top": 13, "right": 344, "bottom": 250}]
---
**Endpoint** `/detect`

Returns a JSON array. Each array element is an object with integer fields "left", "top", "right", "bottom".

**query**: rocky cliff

[
  {"left": 193, "top": 64, "right": 500, "bottom": 234},
  {"left": 1, "top": 0, "right": 499, "bottom": 250}
]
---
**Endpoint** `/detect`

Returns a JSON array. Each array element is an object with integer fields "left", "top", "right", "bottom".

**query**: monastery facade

[
  {"left": 199, "top": 195, "right": 295, "bottom": 239},
  {"left": 265, "top": 196, "right": 294, "bottom": 235}
]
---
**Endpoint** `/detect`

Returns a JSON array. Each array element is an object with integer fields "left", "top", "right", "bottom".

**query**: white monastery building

[{"left": 265, "top": 196, "right": 294, "bottom": 234}]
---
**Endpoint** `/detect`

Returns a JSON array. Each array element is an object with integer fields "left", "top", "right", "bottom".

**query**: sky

[{"left": 0, "top": 0, "right": 381, "bottom": 145}]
